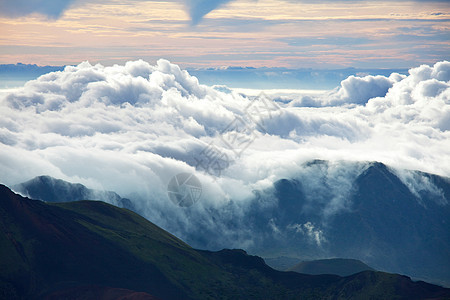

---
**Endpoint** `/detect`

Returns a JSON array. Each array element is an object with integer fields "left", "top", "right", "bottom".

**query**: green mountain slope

[{"left": 1, "top": 184, "right": 449, "bottom": 300}]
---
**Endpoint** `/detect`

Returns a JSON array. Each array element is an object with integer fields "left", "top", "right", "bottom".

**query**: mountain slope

[
  {"left": 1, "top": 184, "right": 449, "bottom": 299},
  {"left": 330, "top": 163, "right": 450, "bottom": 282},
  {"left": 245, "top": 161, "right": 450, "bottom": 287},
  {"left": 288, "top": 258, "right": 374, "bottom": 277},
  {"left": 0, "top": 185, "right": 192, "bottom": 299}
]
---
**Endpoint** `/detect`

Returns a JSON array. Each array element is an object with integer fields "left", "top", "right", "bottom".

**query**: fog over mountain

[
  {"left": 12, "top": 175, "right": 135, "bottom": 211},
  {"left": 1, "top": 59, "right": 449, "bottom": 285},
  {"left": 12, "top": 161, "right": 450, "bottom": 286}
]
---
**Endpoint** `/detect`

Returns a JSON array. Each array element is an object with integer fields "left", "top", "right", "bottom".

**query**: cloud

[
  {"left": 0, "top": 58, "right": 449, "bottom": 249},
  {"left": 287, "top": 222, "right": 326, "bottom": 247},
  {"left": 327, "top": 73, "right": 404, "bottom": 105},
  {"left": 186, "top": 0, "right": 234, "bottom": 25},
  {"left": 393, "top": 168, "right": 448, "bottom": 206},
  {"left": 0, "top": 0, "right": 76, "bottom": 18}
]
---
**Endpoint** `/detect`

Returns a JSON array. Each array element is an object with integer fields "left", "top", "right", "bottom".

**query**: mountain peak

[{"left": 12, "top": 175, "right": 135, "bottom": 211}]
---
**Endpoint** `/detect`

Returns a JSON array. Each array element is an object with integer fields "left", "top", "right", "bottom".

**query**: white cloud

[
  {"left": 0, "top": 58, "right": 449, "bottom": 247},
  {"left": 288, "top": 222, "right": 326, "bottom": 247},
  {"left": 392, "top": 168, "right": 448, "bottom": 206},
  {"left": 327, "top": 73, "right": 403, "bottom": 105}
]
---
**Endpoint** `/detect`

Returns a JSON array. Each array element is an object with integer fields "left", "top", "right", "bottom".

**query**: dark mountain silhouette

[
  {"left": 288, "top": 258, "right": 374, "bottom": 277},
  {"left": 45, "top": 286, "right": 161, "bottom": 300},
  {"left": 1, "top": 185, "right": 449, "bottom": 299},
  {"left": 13, "top": 175, "right": 135, "bottom": 211}
]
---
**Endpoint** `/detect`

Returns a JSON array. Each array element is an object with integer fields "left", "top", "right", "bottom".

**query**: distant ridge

[
  {"left": 0, "top": 64, "right": 64, "bottom": 88},
  {"left": 288, "top": 258, "right": 374, "bottom": 277},
  {"left": 13, "top": 175, "right": 135, "bottom": 211}
]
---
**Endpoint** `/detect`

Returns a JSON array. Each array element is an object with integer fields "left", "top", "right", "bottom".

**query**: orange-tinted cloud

[{"left": 0, "top": 0, "right": 448, "bottom": 67}]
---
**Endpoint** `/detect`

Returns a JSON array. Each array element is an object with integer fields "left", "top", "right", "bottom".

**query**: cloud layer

[{"left": 0, "top": 58, "right": 449, "bottom": 248}]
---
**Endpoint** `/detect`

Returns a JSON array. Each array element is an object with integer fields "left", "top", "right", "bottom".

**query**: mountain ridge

[
  {"left": 10, "top": 160, "right": 450, "bottom": 287},
  {"left": 288, "top": 258, "right": 374, "bottom": 277},
  {"left": 1, "top": 184, "right": 449, "bottom": 299}
]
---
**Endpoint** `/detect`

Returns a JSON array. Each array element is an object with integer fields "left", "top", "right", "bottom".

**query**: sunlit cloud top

[{"left": 0, "top": 0, "right": 449, "bottom": 67}]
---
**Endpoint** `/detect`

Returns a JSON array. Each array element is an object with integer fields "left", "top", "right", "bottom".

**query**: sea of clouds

[{"left": 0, "top": 59, "right": 449, "bottom": 247}]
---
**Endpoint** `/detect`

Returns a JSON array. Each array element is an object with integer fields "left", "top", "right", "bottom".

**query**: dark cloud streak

[
  {"left": 0, "top": 0, "right": 448, "bottom": 25},
  {"left": 187, "top": 0, "right": 234, "bottom": 25},
  {"left": 0, "top": 0, "right": 76, "bottom": 18}
]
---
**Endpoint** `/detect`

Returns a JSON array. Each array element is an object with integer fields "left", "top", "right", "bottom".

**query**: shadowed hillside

[{"left": 1, "top": 185, "right": 449, "bottom": 299}]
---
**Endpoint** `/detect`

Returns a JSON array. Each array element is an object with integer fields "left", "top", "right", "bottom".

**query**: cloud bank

[{"left": 0, "top": 58, "right": 449, "bottom": 248}]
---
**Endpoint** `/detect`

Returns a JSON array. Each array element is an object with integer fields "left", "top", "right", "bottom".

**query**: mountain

[
  {"left": 11, "top": 161, "right": 450, "bottom": 288},
  {"left": 327, "top": 162, "right": 450, "bottom": 284},
  {"left": 1, "top": 185, "right": 449, "bottom": 299},
  {"left": 288, "top": 258, "right": 374, "bottom": 277},
  {"left": 225, "top": 161, "right": 449, "bottom": 287},
  {"left": 263, "top": 256, "right": 303, "bottom": 271},
  {"left": 13, "top": 175, "right": 135, "bottom": 211},
  {"left": 0, "top": 64, "right": 64, "bottom": 88},
  {"left": 45, "top": 286, "right": 160, "bottom": 300}
]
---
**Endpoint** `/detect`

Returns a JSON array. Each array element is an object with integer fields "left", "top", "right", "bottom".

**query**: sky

[{"left": 0, "top": 0, "right": 449, "bottom": 68}]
